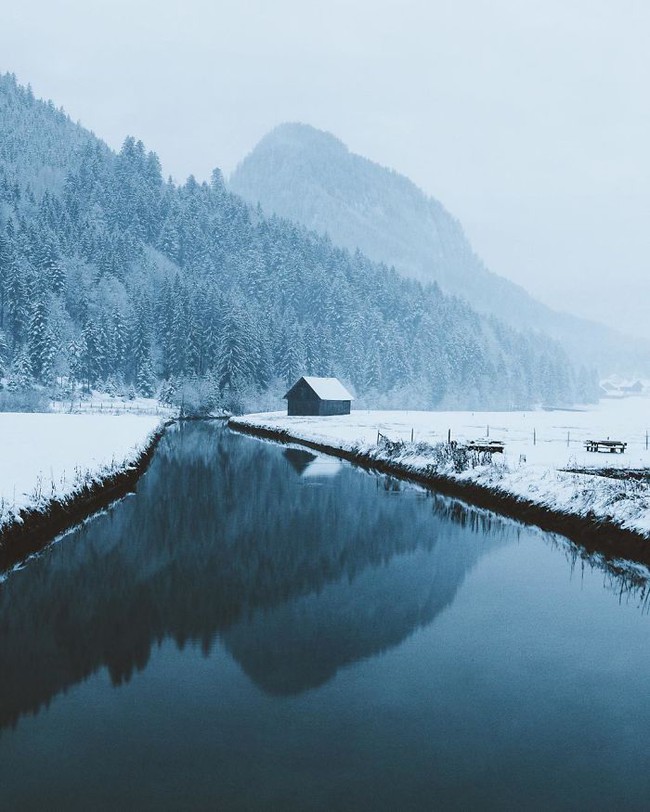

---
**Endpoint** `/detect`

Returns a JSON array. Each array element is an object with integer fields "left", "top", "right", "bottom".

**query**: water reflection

[
  {"left": 0, "top": 422, "right": 645, "bottom": 735},
  {"left": 0, "top": 423, "right": 517, "bottom": 730},
  {"left": 222, "top": 539, "right": 480, "bottom": 695},
  {"left": 552, "top": 535, "right": 650, "bottom": 613},
  {"left": 283, "top": 446, "right": 343, "bottom": 479}
]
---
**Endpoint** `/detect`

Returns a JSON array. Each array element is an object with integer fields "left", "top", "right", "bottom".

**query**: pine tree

[
  {"left": 136, "top": 355, "right": 155, "bottom": 396},
  {"left": 7, "top": 350, "right": 32, "bottom": 390},
  {"left": 0, "top": 331, "right": 8, "bottom": 377},
  {"left": 0, "top": 230, "right": 12, "bottom": 326},
  {"left": 5, "top": 254, "right": 28, "bottom": 349},
  {"left": 48, "top": 258, "right": 66, "bottom": 296},
  {"left": 278, "top": 323, "right": 305, "bottom": 386},
  {"left": 216, "top": 305, "right": 256, "bottom": 392},
  {"left": 27, "top": 300, "right": 55, "bottom": 382},
  {"left": 110, "top": 310, "right": 127, "bottom": 380},
  {"left": 129, "top": 305, "right": 155, "bottom": 394},
  {"left": 77, "top": 320, "right": 103, "bottom": 390}
]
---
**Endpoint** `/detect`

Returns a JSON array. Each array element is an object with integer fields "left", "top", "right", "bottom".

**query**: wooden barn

[{"left": 284, "top": 376, "right": 354, "bottom": 416}]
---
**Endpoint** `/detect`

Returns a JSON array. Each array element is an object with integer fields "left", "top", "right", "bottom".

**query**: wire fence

[
  {"left": 50, "top": 400, "right": 175, "bottom": 417},
  {"left": 374, "top": 423, "right": 650, "bottom": 457}
]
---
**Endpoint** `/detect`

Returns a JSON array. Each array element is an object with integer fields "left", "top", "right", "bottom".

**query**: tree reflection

[{"left": 0, "top": 424, "right": 549, "bottom": 728}]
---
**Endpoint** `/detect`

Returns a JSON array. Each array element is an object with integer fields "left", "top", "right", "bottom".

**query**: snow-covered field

[
  {"left": 233, "top": 397, "right": 650, "bottom": 538},
  {"left": 50, "top": 391, "right": 174, "bottom": 417},
  {"left": 0, "top": 413, "right": 163, "bottom": 530}
]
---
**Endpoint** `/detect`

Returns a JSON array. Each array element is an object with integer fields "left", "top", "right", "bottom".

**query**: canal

[{"left": 1, "top": 421, "right": 649, "bottom": 810}]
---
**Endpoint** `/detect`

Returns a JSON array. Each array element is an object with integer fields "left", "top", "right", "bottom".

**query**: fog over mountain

[
  {"left": 231, "top": 123, "right": 649, "bottom": 377},
  {"left": 0, "top": 74, "right": 596, "bottom": 410}
]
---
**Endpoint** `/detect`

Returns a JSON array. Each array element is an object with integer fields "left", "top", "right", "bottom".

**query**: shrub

[{"left": 0, "top": 388, "right": 50, "bottom": 412}]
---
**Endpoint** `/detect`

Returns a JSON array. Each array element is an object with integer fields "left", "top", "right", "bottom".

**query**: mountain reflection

[
  {"left": 0, "top": 422, "right": 516, "bottom": 730},
  {"left": 223, "top": 541, "right": 482, "bottom": 695}
]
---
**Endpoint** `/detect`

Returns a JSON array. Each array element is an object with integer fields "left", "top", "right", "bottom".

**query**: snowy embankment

[
  {"left": 230, "top": 398, "right": 650, "bottom": 544},
  {"left": 0, "top": 413, "right": 166, "bottom": 566}
]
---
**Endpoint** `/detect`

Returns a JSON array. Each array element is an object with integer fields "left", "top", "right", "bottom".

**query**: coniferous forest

[{"left": 0, "top": 74, "right": 598, "bottom": 411}]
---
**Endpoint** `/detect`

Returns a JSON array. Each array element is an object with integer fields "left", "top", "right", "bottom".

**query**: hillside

[
  {"left": 0, "top": 74, "right": 596, "bottom": 410},
  {"left": 230, "top": 123, "right": 647, "bottom": 376},
  {"left": 0, "top": 75, "right": 102, "bottom": 195}
]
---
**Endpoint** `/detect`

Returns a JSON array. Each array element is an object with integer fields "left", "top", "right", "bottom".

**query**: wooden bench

[
  {"left": 584, "top": 439, "right": 627, "bottom": 453},
  {"left": 466, "top": 440, "right": 505, "bottom": 454}
]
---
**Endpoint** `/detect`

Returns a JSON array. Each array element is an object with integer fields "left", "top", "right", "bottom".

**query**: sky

[{"left": 2, "top": 0, "right": 649, "bottom": 338}]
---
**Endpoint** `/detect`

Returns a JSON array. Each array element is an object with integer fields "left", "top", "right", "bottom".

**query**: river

[{"left": 1, "top": 421, "right": 649, "bottom": 810}]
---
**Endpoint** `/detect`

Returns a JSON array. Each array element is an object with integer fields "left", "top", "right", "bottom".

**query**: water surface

[{"left": 1, "top": 422, "right": 649, "bottom": 810}]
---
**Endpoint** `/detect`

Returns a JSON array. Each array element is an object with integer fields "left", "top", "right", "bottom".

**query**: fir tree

[
  {"left": 27, "top": 300, "right": 55, "bottom": 381},
  {"left": 0, "top": 330, "right": 8, "bottom": 377},
  {"left": 7, "top": 349, "right": 32, "bottom": 390}
]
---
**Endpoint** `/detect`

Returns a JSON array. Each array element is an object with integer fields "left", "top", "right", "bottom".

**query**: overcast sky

[{"left": 2, "top": 0, "right": 649, "bottom": 338}]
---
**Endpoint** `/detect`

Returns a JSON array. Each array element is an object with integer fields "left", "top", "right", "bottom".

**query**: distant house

[
  {"left": 622, "top": 380, "right": 644, "bottom": 394},
  {"left": 284, "top": 376, "right": 354, "bottom": 416}
]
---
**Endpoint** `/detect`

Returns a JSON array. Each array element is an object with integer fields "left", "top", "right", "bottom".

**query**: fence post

[
  {"left": 533, "top": 428, "right": 536, "bottom": 446},
  {"left": 447, "top": 428, "right": 451, "bottom": 445},
  {"left": 410, "top": 428, "right": 414, "bottom": 443},
  {"left": 567, "top": 431, "right": 570, "bottom": 448}
]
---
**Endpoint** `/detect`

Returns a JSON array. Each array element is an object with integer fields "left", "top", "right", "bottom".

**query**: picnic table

[
  {"left": 584, "top": 439, "right": 627, "bottom": 453},
  {"left": 466, "top": 439, "right": 505, "bottom": 453}
]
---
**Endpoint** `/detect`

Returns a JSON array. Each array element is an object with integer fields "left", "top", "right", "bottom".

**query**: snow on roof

[
  {"left": 301, "top": 457, "right": 344, "bottom": 478},
  {"left": 286, "top": 376, "right": 354, "bottom": 401}
]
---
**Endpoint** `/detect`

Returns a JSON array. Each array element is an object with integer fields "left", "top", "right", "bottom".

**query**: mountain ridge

[
  {"left": 230, "top": 122, "right": 648, "bottom": 376},
  {"left": 0, "top": 73, "right": 596, "bottom": 410}
]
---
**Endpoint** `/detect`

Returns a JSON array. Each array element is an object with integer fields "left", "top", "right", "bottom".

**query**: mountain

[
  {"left": 230, "top": 123, "right": 647, "bottom": 376},
  {"left": 0, "top": 78, "right": 101, "bottom": 195},
  {"left": 0, "top": 73, "right": 596, "bottom": 410}
]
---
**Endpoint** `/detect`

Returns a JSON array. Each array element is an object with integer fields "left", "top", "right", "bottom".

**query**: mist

[{"left": 1, "top": 0, "right": 648, "bottom": 337}]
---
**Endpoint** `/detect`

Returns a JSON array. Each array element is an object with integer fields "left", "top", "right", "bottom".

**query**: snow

[
  {"left": 297, "top": 457, "right": 344, "bottom": 478},
  {"left": 287, "top": 377, "right": 354, "bottom": 401},
  {"left": 50, "top": 390, "right": 174, "bottom": 416},
  {"left": 0, "top": 413, "right": 163, "bottom": 530},
  {"left": 232, "top": 397, "right": 650, "bottom": 539}
]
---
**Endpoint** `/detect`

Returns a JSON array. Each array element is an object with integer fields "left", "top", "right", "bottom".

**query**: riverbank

[
  {"left": 230, "top": 405, "right": 650, "bottom": 564},
  {"left": 0, "top": 413, "right": 169, "bottom": 571}
]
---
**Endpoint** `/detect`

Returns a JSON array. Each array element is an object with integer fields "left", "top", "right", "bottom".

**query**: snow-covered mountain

[
  {"left": 0, "top": 73, "right": 596, "bottom": 410},
  {"left": 231, "top": 123, "right": 648, "bottom": 375}
]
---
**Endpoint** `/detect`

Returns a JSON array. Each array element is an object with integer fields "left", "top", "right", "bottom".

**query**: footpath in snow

[
  {"left": 0, "top": 413, "right": 164, "bottom": 540},
  {"left": 231, "top": 398, "right": 650, "bottom": 542}
]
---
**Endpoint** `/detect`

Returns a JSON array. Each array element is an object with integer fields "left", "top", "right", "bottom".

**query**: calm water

[{"left": 1, "top": 422, "right": 650, "bottom": 810}]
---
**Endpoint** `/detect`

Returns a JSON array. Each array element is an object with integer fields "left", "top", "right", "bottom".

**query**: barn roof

[{"left": 284, "top": 376, "right": 355, "bottom": 401}]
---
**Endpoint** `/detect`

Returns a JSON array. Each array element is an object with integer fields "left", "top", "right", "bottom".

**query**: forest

[{"left": 0, "top": 74, "right": 598, "bottom": 412}]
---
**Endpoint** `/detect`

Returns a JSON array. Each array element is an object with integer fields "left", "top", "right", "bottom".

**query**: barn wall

[
  {"left": 287, "top": 397, "right": 351, "bottom": 416},
  {"left": 318, "top": 400, "right": 351, "bottom": 416},
  {"left": 287, "top": 397, "right": 321, "bottom": 416}
]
